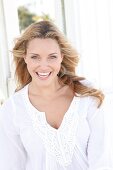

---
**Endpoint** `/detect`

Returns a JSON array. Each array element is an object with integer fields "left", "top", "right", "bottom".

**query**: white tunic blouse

[{"left": 0, "top": 84, "right": 112, "bottom": 170}]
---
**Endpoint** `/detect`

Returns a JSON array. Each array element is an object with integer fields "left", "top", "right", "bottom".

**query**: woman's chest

[
  {"left": 19, "top": 114, "right": 90, "bottom": 158},
  {"left": 29, "top": 95, "right": 74, "bottom": 129}
]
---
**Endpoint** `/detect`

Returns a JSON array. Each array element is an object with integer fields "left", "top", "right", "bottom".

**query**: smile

[{"left": 36, "top": 72, "right": 51, "bottom": 80}]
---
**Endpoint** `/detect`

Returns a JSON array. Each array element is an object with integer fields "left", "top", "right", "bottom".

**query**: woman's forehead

[{"left": 27, "top": 38, "right": 61, "bottom": 52}]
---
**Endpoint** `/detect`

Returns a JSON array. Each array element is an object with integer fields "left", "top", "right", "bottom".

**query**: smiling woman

[
  {"left": 0, "top": 20, "right": 112, "bottom": 170},
  {"left": 12, "top": 21, "right": 104, "bottom": 103},
  {"left": 23, "top": 38, "right": 63, "bottom": 87}
]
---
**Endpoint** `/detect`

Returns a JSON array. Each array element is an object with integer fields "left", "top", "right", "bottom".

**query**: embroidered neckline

[
  {"left": 24, "top": 84, "right": 78, "bottom": 131},
  {"left": 23, "top": 84, "right": 80, "bottom": 166}
]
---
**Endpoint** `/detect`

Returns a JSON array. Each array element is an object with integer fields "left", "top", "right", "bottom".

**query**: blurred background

[{"left": 0, "top": 0, "right": 113, "bottom": 105}]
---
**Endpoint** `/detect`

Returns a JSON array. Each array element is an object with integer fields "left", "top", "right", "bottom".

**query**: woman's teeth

[
  {"left": 38, "top": 72, "right": 50, "bottom": 76},
  {"left": 36, "top": 72, "right": 51, "bottom": 79}
]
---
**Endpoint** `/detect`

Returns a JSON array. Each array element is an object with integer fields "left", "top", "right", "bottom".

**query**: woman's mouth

[{"left": 36, "top": 72, "right": 51, "bottom": 80}]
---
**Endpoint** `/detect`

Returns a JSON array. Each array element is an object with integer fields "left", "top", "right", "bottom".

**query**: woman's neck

[{"left": 29, "top": 80, "right": 64, "bottom": 98}]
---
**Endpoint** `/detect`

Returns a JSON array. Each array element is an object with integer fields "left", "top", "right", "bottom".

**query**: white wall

[
  {"left": 64, "top": 0, "right": 113, "bottom": 94},
  {"left": 0, "top": 0, "right": 19, "bottom": 104},
  {"left": 0, "top": 0, "right": 10, "bottom": 103}
]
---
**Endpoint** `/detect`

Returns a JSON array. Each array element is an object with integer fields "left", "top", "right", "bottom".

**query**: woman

[{"left": 0, "top": 20, "right": 112, "bottom": 170}]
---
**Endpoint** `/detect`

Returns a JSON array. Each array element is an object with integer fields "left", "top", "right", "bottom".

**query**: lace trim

[
  {"left": 23, "top": 85, "right": 80, "bottom": 166},
  {"left": 27, "top": 104, "right": 80, "bottom": 167}
]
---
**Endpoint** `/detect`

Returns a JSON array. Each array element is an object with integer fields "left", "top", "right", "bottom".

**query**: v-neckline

[
  {"left": 24, "top": 84, "right": 80, "bottom": 132},
  {"left": 23, "top": 84, "right": 82, "bottom": 167}
]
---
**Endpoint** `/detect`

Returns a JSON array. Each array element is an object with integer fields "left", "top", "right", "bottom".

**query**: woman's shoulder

[
  {"left": 86, "top": 93, "right": 112, "bottom": 122},
  {"left": 0, "top": 85, "right": 27, "bottom": 112},
  {"left": 13, "top": 84, "right": 28, "bottom": 98},
  {"left": 75, "top": 95, "right": 99, "bottom": 120},
  {"left": 0, "top": 85, "right": 28, "bottom": 128}
]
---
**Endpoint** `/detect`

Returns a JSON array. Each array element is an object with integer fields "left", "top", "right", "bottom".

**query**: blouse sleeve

[
  {"left": 0, "top": 98, "right": 26, "bottom": 170},
  {"left": 87, "top": 95, "right": 113, "bottom": 170}
]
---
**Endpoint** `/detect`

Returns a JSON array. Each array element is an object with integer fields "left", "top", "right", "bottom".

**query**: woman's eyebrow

[
  {"left": 48, "top": 53, "right": 57, "bottom": 56},
  {"left": 29, "top": 53, "right": 40, "bottom": 56},
  {"left": 29, "top": 52, "right": 58, "bottom": 56}
]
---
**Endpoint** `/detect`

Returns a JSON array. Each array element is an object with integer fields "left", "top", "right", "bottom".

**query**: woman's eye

[
  {"left": 49, "top": 56, "right": 57, "bottom": 59},
  {"left": 31, "top": 56, "right": 40, "bottom": 60},
  {"left": 31, "top": 56, "right": 37, "bottom": 59}
]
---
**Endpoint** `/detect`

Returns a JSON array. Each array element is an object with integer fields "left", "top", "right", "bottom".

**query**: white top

[{"left": 0, "top": 84, "right": 112, "bottom": 170}]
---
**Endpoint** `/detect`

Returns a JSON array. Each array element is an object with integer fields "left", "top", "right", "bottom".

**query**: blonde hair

[{"left": 13, "top": 20, "right": 104, "bottom": 107}]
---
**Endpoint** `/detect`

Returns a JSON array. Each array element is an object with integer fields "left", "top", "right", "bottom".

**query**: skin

[
  {"left": 24, "top": 38, "right": 63, "bottom": 96},
  {"left": 24, "top": 38, "right": 74, "bottom": 129}
]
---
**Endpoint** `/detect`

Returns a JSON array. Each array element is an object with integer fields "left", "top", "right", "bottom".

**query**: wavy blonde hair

[{"left": 13, "top": 20, "right": 104, "bottom": 107}]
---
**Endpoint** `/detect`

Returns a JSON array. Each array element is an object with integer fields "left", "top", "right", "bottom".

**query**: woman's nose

[{"left": 39, "top": 59, "right": 49, "bottom": 68}]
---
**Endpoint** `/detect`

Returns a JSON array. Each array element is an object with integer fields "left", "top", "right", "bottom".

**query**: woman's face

[{"left": 24, "top": 38, "right": 63, "bottom": 87}]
